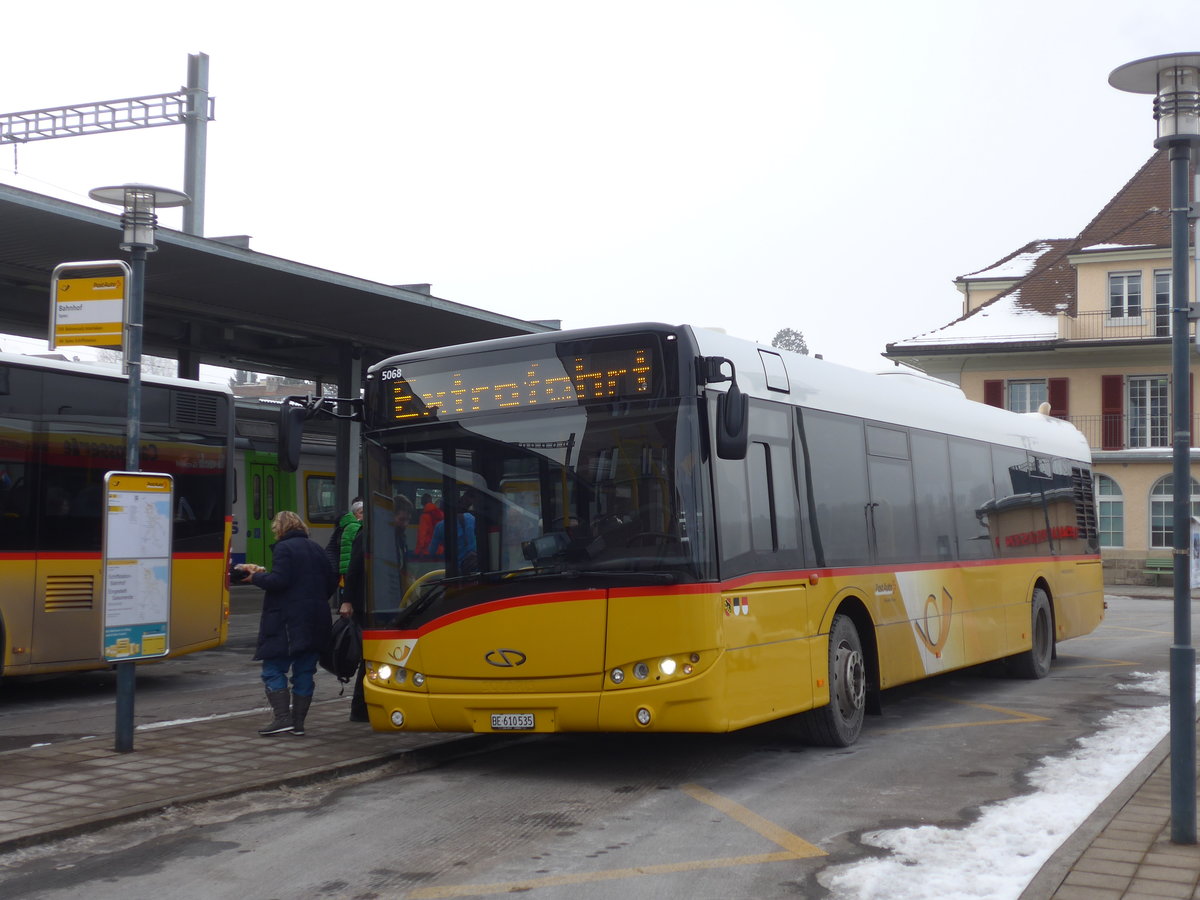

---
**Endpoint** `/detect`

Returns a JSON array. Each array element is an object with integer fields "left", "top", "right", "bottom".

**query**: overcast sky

[{"left": 1, "top": 2, "right": 1193, "bottom": 372}]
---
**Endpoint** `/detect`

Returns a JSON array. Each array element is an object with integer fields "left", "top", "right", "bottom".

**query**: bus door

[
  {"left": 244, "top": 453, "right": 296, "bottom": 567},
  {"left": 0, "top": 433, "right": 38, "bottom": 670}
]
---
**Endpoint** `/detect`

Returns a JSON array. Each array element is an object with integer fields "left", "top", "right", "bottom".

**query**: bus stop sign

[{"left": 49, "top": 260, "right": 130, "bottom": 350}]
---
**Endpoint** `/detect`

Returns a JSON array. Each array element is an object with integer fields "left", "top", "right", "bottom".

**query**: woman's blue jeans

[{"left": 260, "top": 651, "right": 320, "bottom": 696}]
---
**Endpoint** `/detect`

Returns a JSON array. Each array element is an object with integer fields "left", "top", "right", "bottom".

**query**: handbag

[{"left": 319, "top": 616, "right": 363, "bottom": 685}]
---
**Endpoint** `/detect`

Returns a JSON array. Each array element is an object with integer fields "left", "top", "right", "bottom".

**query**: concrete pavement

[{"left": 0, "top": 692, "right": 487, "bottom": 853}]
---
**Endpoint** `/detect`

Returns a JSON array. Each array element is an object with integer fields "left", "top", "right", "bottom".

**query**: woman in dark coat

[{"left": 238, "top": 510, "right": 336, "bottom": 736}]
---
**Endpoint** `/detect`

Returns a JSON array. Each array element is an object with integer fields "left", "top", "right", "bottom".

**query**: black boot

[
  {"left": 258, "top": 688, "right": 293, "bottom": 735},
  {"left": 349, "top": 664, "right": 369, "bottom": 722},
  {"left": 292, "top": 693, "right": 313, "bottom": 735}
]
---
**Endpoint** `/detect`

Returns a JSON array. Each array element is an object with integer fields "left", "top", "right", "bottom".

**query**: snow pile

[{"left": 821, "top": 672, "right": 1176, "bottom": 900}]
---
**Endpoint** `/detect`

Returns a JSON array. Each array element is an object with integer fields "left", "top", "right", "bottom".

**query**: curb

[
  {"left": 0, "top": 732, "right": 505, "bottom": 854},
  {"left": 1018, "top": 731, "right": 1172, "bottom": 899}
]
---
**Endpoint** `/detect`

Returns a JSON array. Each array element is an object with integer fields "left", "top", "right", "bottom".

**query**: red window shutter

[
  {"left": 1048, "top": 378, "right": 1069, "bottom": 419},
  {"left": 983, "top": 380, "right": 1004, "bottom": 408},
  {"left": 1101, "top": 374, "right": 1124, "bottom": 451}
]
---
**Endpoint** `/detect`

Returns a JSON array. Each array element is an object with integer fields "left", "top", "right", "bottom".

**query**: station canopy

[{"left": 0, "top": 182, "right": 553, "bottom": 381}]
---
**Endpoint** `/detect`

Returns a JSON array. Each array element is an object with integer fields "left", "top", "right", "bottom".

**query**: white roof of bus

[
  {"left": 686, "top": 326, "right": 1091, "bottom": 462},
  {"left": 0, "top": 350, "right": 234, "bottom": 396}
]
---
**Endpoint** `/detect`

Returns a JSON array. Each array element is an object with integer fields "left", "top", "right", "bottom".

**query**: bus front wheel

[
  {"left": 1009, "top": 588, "right": 1053, "bottom": 679},
  {"left": 799, "top": 614, "right": 866, "bottom": 747}
]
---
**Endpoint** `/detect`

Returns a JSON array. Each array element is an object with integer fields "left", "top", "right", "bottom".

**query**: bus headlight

[
  {"left": 377, "top": 664, "right": 394, "bottom": 682},
  {"left": 636, "top": 707, "right": 652, "bottom": 726},
  {"left": 412, "top": 672, "right": 426, "bottom": 687},
  {"left": 390, "top": 710, "right": 405, "bottom": 727},
  {"left": 607, "top": 653, "right": 703, "bottom": 687}
]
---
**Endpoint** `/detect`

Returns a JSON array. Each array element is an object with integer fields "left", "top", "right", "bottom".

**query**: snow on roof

[
  {"left": 1079, "top": 242, "right": 1157, "bottom": 252},
  {"left": 891, "top": 289, "right": 1057, "bottom": 347},
  {"left": 963, "top": 241, "right": 1059, "bottom": 281}
]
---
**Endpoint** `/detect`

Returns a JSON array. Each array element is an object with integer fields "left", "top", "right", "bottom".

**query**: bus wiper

[
  {"left": 394, "top": 588, "right": 442, "bottom": 626},
  {"left": 394, "top": 566, "right": 678, "bottom": 626},
  {"left": 497, "top": 567, "right": 677, "bottom": 584},
  {"left": 569, "top": 569, "right": 677, "bottom": 583}
]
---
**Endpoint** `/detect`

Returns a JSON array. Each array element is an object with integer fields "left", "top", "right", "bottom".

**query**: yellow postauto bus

[
  {"left": 0, "top": 353, "right": 234, "bottom": 679},
  {"left": 338, "top": 323, "right": 1102, "bottom": 746}
]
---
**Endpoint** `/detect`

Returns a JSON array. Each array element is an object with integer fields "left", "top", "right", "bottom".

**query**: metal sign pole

[
  {"left": 113, "top": 243, "right": 147, "bottom": 753},
  {"left": 88, "top": 183, "right": 190, "bottom": 754}
]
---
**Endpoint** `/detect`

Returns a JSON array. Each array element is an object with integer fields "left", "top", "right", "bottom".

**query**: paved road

[{"left": 0, "top": 593, "right": 1180, "bottom": 900}]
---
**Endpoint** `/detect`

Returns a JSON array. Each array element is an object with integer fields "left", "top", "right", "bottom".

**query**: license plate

[{"left": 491, "top": 713, "right": 535, "bottom": 730}]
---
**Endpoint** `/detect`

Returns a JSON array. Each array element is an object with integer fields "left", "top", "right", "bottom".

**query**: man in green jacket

[{"left": 327, "top": 498, "right": 363, "bottom": 602}]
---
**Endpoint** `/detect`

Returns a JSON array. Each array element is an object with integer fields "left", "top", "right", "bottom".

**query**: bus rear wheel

[
  {"left": 1009, "top": 588, "right": 1053, "bottom": 679},
  {"left": 798, "top": 614, "right": 866, "bottom": 747}
]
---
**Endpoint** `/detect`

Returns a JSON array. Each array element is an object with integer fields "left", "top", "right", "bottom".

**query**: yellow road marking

[
  {"left": 1054, "top": 655, "right": 1139, "bottom": 669},
  {"left": 405, "top": 853, "right": 799, "bottom": 898},
  {"left": 875, "top": 697, "right": 1048, "bottom": 734},
  {"left": 681, "top": 783, "right": 826, "bottom": 858},
  {"left": 1090, "top": 624, "right": 1171, "bottom": 636},
  {"left": 405, "top": 785, "right": 823, "bottom": 899}
]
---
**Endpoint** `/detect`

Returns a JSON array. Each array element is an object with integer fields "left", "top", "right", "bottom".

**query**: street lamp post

[
  {"left": 1111, "top": 53, "right": 1200, "bottom": 845},
  {"left": 87, "top": 184, "right": 190, "bottom": 753}
]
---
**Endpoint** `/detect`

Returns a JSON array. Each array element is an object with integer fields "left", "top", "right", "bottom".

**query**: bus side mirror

[
  {"left": 279, "top": 405, "right": 306, "bottom": 473},
  {"left": 716, "top": 381, "right": 748, "bottom": 459},
  {"left": 700, "top": 355, "right": 748, "bottom": 458}
]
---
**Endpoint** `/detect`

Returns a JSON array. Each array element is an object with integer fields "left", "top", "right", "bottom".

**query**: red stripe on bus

[
  {"left": 717, "top": 553, "right": 1103, "bottom": 591},
  {"left": 363, "top": 552, "right": 1103, "bottom": 640},
  {"left": 367, "top": 589, "right": 606, "bottom": 640},
  {"left": 0, "top": 551, "right": 227, "bottom": 561}
]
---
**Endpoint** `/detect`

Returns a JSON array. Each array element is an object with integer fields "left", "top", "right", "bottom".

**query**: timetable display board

[{"left": 102, "top": 471, "right": 174, "bottom": 662}]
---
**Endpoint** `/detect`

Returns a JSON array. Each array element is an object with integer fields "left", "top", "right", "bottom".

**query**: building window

[
  {"left": 1006, "top": 380, "right": 1047, "bottom": 414},
  {"left": 1154, "top": 270, "right": 1171, "bottom": 336},
  {"left": 1127, "top": 375, "right": 1169, "bottom": 448},
  {"left": 1095, "top": 474, "right": 1123, "bottom": 548},
  {"left": 1109, "top": 272, "right": 1143, "bottom": 319},
  {"left": 1150, "top": 475, "right": 1200, "bottom": 549}
]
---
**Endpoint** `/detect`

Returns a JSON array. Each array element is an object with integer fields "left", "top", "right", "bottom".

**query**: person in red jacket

[{"left": 415, "top": 493, "right": 443, "bottom": 558}]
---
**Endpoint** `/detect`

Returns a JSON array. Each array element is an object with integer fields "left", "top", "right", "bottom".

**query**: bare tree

[
  {"left": 771, "top": 328, "right": 809, "bottom": 355},
  {"left": 97, "top": 349, "right": 180, "bottom": 376}
]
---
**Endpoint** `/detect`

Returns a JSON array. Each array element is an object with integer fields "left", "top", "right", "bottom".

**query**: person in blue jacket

[{"left": 237, "top": 510, "right": 336, "bottom": 736}]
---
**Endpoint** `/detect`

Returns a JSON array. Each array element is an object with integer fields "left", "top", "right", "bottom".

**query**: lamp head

[
  {"left": 88, "top": 183, "right": 190, "bottom": 251},
  {"left": 1110, "top": 53, "right": 1200, "bottom": 147}
]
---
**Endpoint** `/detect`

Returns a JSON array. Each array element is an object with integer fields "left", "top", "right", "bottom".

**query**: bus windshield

[{"left": 362, "top": 397, "right": 712, "bottom": 629}]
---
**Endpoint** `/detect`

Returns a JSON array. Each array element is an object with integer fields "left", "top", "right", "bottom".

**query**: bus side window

[
  {"left": 714, "top": 401, "right": 805, "bottom": 577},
  {"left": 802, "top": 409, "right": 870, "bottom": 567},
  {"left": 910, "top": 430, "right": 955, "bottom": 562},
  {"left": 948, "top": 437, "right": 996, "bottom": 561},
  {"left": 865, "top": 425, "right": 917, "bottom": 565}
]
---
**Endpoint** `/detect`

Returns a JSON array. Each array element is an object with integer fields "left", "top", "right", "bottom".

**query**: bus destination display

[{"left": 386, "top": 345, "right": 655, "bottom": 421}]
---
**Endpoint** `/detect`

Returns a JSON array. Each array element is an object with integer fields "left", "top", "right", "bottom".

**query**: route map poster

[{"left": 102, "top": 472, "right": 174, "bottom": 662}]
